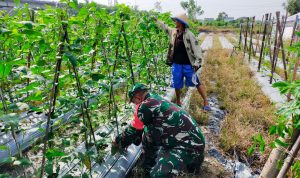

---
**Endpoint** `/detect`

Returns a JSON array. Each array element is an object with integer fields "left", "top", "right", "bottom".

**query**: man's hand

[
  {"left": 111, "top": 139, "right": 122, "bottom": 155},
  {"left": 193, "top": 65, "right": 200, "bottom": 72},
  {"left": 112, "top": 140, "right": 120, "bottom": 148}
]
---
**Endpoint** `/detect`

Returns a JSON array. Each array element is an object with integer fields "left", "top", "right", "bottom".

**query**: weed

[{"left": 200, "top": 45, "right": 276, "bottom": 169}]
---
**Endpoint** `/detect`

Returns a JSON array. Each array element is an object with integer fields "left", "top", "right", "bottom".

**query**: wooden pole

[
  {"left": 258, "top": 14, "right": 269, "bottom": 71},
  {"left": 249, "top": 16, "right": 255, "bottom": 61},
  {"left": 238, "top": 20, "right": 243, "bottom": 48},
  {"left": 265, "top": 14, "right": 273, "bottom": 61},
  {"left": 286, "top": 15, "right": 298, "bottom": 65},
  {"left": 277, "top": 12, "right": 288, "bottom": 80},
  {"left": 243, "top": 17, "right": 249, "bottom": 57},
  {"left": 270, "top": 11, "right": 280, "bottom": 84},
  {"left": 277, "top": 133, "right": 300, "bottom": 178}
]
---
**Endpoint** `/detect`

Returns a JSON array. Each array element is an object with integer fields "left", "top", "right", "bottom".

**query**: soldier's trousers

[{"left": 141, "top": 140, "right": 204, "bottom": 177}]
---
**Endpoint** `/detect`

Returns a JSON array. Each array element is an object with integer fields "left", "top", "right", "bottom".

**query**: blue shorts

[{"left": 171, "top": 63, "right": 201, "bottom": 89}]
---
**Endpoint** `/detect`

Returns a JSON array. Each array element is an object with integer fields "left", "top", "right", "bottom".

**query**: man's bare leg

[
  {"left": 175, "top": 88, "right": 182, "bottom": 106},
  {"left": 196, "top": 85, "right": 209, "bottom": 106}
]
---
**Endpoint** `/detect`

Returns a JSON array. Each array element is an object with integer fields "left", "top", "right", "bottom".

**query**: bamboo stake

[
  {"left": 258, "top": 14, "right": 269, "bottom": 71},
  {"left": 238, "top": 20, "right": 243, "bottom": 48},
  {"left": 277, "top": 133, "right": 300, "bottom": 178},
  {"left": 40, "top": 20, "right": 66, "bottom": 178},
  {"left": 286, "top": 15, "right": 298, "bottom": 65},
  {"left": 243, "top": 17, "right": 249, "bottom": 57},
  {"left": 249, "top": 16, "right": 255, "bottom": 61},
  {"left": 265, "top": 14, "right": 273, "bottom": 61},
  {"left": 26, "top": 10, "right": 34, "bottom": 95},
  {"left": 277, "top": 12, "right": 288, "bottom": 80},
  {"left": 270, "top": 12, "right": 280, "bottom": 84},
  {"left": 121, "top": 22, "right": 135, "bottom": 85}
]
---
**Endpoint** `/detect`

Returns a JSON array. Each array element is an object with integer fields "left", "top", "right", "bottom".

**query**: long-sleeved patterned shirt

[
  {"left": 156, "top": 20, "right": 203, "bottom": 68},
  {"left": 116, "top": 92, "right": 205, "bottom": 153}
]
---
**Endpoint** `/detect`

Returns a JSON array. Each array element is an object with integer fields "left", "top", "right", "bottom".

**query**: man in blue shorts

[{"left": 157, "top": 13, "right": 211, "bottom": 111}]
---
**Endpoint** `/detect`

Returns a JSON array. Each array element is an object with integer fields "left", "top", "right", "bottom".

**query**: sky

[{"left": 71, "top": 0, "right": 287, "bottom": 19}]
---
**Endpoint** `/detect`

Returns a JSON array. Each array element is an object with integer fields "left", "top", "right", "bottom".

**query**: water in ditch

[{"left": 181, "top": 86, "right": 259, "bottom": 178}]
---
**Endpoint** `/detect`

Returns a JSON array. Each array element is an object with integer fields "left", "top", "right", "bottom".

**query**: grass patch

[
  {"left": 200, "top": 48, "right": 276, "bottom": 168},
  {"left": 189, "top": 89, "right": 209, "bottom": 125},
  {"left": 225, "top": 33, "right": 238, "bottom": 46},
  {"left": 212, "top": 33, "right": 222, "bottom": 49}
]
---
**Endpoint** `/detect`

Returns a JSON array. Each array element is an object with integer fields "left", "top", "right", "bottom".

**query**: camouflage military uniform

[{"left": 116, "top": 92, "right": 205, "bottom": 177}]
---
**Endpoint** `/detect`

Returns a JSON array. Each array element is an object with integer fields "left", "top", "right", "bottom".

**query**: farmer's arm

[
  {"left": 189, "top": 32, "right": 203, "bottom": 69},
  {"left": 115, "top": 125, "right": 143, "bottom": 148},
  {"left": 156, "top": 20, "right": 173, "bottom": 36}
]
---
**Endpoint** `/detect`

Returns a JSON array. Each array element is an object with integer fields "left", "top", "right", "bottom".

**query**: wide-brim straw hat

[{"left": 172, "top": 13, "right": 189, "bottom": 28}]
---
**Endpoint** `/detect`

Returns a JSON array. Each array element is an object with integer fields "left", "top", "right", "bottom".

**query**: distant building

[
  {"left": 224, "top": 17, "right": 234, "bottom": 22},
  {"left": 236, "top": 17, "right": 248, "bottom": 21},
  {"left": 204, "top": 18, "right": 214, "bottom": 22}
]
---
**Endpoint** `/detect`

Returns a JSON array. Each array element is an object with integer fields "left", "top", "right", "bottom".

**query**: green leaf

[
  {"left": 82, "top": 173, "right": 89, "bottom": 178},
  {"left": 78, "top": 7, "right": 89, "bottom": 17},
  {"left": 14, "top": 0, "right": 20, "bottom": 6},
  {"left": 3, "top": 64, "right": 11, "bottom": 78},
  {"left": 0, "top": 145, "right": 8, "bottom": 151},
  {"left": 275, "top": 138, "right": 289, "bottom": 148},
  {"left": 91, "top": 73, "right": 105, "bottom": 81},
  {"left": 0, "top": 28, "right": 11, "bottom": 35},
  {"left": 20, "top": 29, "right": 42, "bottom": 37},
  {"left": 270, "top": 141, "right": 276, "bottom": 149},
  {"left": 259, "top": 142, "right": 265, "bottom": 153},
  {"left": 256, "top": 134, "right": 264, "bottom": 143},
  {"left": 0, "top": 157, "right": 15, "bottom": 164},
  {"left": 247, "top": 146, "right": 255, "bottom": 156},
  {"left": 0, "top": 64, "right": 4, "bottom": 79},
  {"left": 19, "top": 21, "right": 34, "bottom": 29},
  {"left": 273, "top": 81, "right": 291, "bottom": 94},
  {"left": 45, "top": 161, "right": 53, "bottom": 176},
  {"left": 70, "top": 0, "right": 79, "bottom": 9},
  {"left": 36, "top": 59, "right": 47, "bottom": 66},
  {"left": 13, "top": 158, "right": 32, "bottom": 166},
  {"left": 269, "top": 125, "right": 277, "bottom": 135},
  {"left": 46, "top": 148, "right": 66, "bottom": 159},
  {"left": 17, "top": 81, "right": 40, "bottom": 94},
  {"left": 38, "top": 127, "right": 45, "bottom": 134},
  {"left": 80, "top": 126, "right": 87, "bottom": 133},
  {"left": 0, "top": 173, "right": 10, "bottom": 178},
  {"left": 25, "top": 90, "right": 43, "bottom": 101},
  {"left": 64, "top": 53, "right": 77, "bottom": 67}
]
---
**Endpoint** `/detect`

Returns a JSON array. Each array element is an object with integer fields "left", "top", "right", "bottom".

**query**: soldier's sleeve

[
  {"left": 189, "top": 31, "right": 203, "bottom": 67},
  {"left": 137, "top": 103, "right": 153, "bottom": 125},
  {"left": 115, "top": 125, "right": 143, "bottom": 148},
  {"left": 156, "top": 20, "right": 173, "bottom": 37}
]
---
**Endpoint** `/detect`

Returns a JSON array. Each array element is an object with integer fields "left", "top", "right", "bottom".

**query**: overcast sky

[{"left": 73, "top": 0, "right": 287, "bottom": 19}]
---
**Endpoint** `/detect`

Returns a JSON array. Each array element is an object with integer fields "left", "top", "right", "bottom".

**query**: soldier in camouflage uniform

[{"left": 114, "top": 83, "right": 205, "bottom": 177}]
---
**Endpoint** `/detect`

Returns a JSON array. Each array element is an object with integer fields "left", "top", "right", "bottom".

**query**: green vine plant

[{"left": 0, "top": 0, "right": 171, "bottom": 177}]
